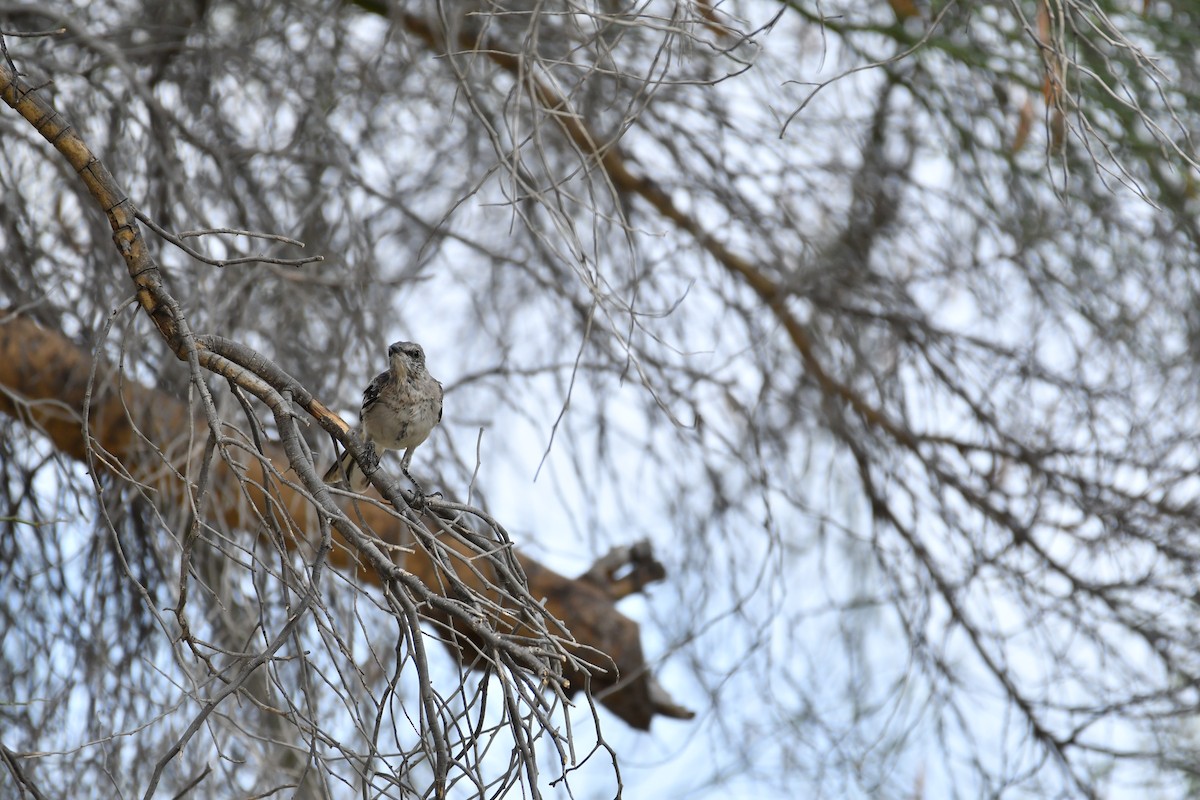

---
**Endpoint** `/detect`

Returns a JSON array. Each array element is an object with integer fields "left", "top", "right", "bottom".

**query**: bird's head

[{"left": 388, "top": 341, "right": 426, "bottom": 377}]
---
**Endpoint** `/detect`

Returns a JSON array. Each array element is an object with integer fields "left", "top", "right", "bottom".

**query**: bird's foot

[
  {"left": 401, "top": 467, "right": 440, "bottom": 508},
  {"left": 359, "top": 442, "right": 381, "bottom": 475}
]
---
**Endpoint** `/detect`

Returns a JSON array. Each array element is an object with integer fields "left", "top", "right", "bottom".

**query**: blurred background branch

[{"left": 2, "top": 0, "right": 1200, "bottom": 797}]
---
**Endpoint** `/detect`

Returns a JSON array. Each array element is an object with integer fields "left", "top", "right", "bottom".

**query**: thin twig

[
  {"left": 177, "top": 227, "right": 306, "bottom": 247},
  {"left": 135, "top": 210, "right": 323, "bottom": 269},
  {"left": 0, "top": 27, "right": 66, "bottom": 38}
]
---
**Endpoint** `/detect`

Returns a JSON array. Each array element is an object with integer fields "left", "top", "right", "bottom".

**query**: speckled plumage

[{"left": 323, "top": 341, "right": 443, "bottom": 493}]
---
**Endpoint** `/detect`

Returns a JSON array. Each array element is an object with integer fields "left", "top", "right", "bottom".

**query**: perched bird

[{"left": 323, "top": 340, "right": 443, "bottom": 494}]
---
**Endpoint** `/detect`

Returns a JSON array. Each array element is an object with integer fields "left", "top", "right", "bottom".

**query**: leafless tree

[{"left": 2, "top": 0, "right": 1200, "bottom": 798}]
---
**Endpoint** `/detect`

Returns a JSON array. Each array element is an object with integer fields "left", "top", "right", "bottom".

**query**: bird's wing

[
  {"left": 437, "top": 381, "right": 444, "bottom": 424},
  {"left": 361, "top": 369, "right": 391, "bottom": 414}
]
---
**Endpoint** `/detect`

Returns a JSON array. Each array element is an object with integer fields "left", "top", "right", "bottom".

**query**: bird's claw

[
  {"left": 401, "top": 466, "right": 439, "bottom": 508},
  {"left": 412, "top": 490, "right": 443, "bottom": 510},
  {"left": 360, "top": 442, "right": 381, "bottom": 474}
]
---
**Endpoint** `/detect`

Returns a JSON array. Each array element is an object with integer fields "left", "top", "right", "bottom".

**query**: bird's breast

[{"left": 366, "top": 391, "right": 441, "bottom": 450}]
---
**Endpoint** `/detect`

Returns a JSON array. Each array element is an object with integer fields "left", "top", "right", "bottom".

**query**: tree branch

[{"left": 0, "top": 309, "right": 692, "bottom": 729}]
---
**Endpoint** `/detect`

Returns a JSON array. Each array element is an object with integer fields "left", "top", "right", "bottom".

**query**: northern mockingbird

[{"left": 323, "top": 340, "right": 443, "bottom": 494}]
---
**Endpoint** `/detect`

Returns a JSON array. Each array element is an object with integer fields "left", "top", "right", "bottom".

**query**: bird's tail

[{"left": 322, "top": 447, "right": 369, "bottom": 493}]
